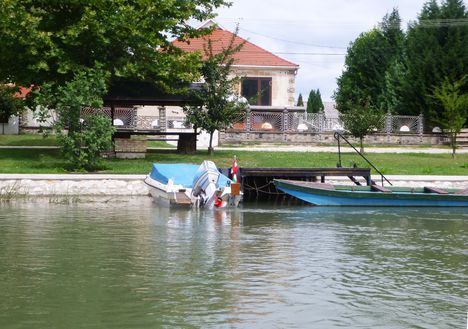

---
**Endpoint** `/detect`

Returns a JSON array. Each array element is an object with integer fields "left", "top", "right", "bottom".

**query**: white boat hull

[
  {"left": 144, "top": 176, "right": 195, "bottom": 208},
  {"left": 145, "top": 161, "right": 242, "bottom": 209}
]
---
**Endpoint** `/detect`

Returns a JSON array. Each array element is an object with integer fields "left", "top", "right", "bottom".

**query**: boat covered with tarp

[{"left": 145, "top": 161, "right": 241, "bottom": 208}]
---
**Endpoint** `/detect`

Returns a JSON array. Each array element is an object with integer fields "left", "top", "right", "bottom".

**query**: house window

[{"left": 241, "top": 78, "right": 272, "bottom": 106}]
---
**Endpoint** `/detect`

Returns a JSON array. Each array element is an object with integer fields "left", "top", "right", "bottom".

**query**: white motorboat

[{"left": 144, "top": 161, "right": 242, "bottom": 208}]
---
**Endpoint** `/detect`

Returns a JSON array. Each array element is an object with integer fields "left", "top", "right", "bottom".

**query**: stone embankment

[
  {"left": 0, "top": 174, "right": 467, "bottom": 197},
  {"left": 0, "top": 174, "right": 149, "bottom": 196}
]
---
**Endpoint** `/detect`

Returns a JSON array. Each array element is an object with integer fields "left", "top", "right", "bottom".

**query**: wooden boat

[
  {"left": 144, "top": 161, "right": 242, "bottom": 208},
  {"left": 274, "top": 179, "right": 468, "bottom": 207}
]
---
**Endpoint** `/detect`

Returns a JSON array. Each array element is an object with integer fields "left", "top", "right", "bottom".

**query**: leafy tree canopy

[
  {"left": 184, "top": 27, "right": 248, "bottom": 154},
  {"left": 0, "top": 0, "right": 229, "bottom": 169},
  {"left": 335, "top": 9, "right": 404, "bottom": 113},
  {"left": 340, "top": 98, "right": 384, "bottom": 153},
  {"left": 0, "top": 0, "right": 229, "bottom": 90},
  {"left": 0, "top": 85, "right": 23, "bottom": 123},
  {"left": 432, "top": 76, "right": 468, "bottom": 158}
]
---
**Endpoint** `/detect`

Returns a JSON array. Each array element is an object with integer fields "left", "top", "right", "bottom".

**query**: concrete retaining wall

[
  {"left": 0, "top": 174, "right": 149, "bottom": 196},
  {"left": 0, "top": 174, "right": 466, "bottom": 196}
]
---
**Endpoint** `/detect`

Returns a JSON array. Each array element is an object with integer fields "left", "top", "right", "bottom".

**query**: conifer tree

[
  {"left": 307, "top": 89, "right": 324, "bottom": 113},
  {"left": 297, "top": 93, "right": 304, "bottom": 107},
  {"left": 399, "top": 0, "right": 467, "bottom": 125}
]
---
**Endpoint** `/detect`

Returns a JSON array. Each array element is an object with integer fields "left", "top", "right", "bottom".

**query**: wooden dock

[{"left": 235, "top": 167, "right": 372, "bottom": 200}]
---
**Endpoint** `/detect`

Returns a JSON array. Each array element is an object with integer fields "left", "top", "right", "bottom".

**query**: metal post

[
  {"left": 282, "top": 108, "right": 288, "bottom": 132},
  {"left": 418, "top": 113, "right": 424, "bottom": 135},
  {"left": 385, "top": 112, "right": 392, "bottom": 134},
  {"left": 336, "top": 133, "right": 342, "bottom": 167},
  {"left": 111, "top": 103, "right": 115, "bottom": 126},
  {"left": 318, "top": 111, "right": 325, "bottom": 132},
  {"left": 158, "top": 106, "right": 166, "bottom": 132}
]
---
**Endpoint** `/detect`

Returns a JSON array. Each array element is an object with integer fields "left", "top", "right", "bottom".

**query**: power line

[
  {"left": 225, "top": 50, "right": 346, "bottom": 56},
  {"left": 417, "top": 18, "right": 468, "bottom": 27},
  {"left": 239, "top": 27, "right": 347, "bottom": 49},
  {"left": 221, "top": 17, "right": 468, "bottom": 26},
  {"left": 220, "top": 17, "right": 382, "bottom": 27},
  {"left": 274, "top": 52, "right": 346, "bottom": 56}
]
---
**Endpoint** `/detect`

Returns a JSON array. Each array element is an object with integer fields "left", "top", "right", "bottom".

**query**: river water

[{"left": 0, "top": 198, "right": 466, "bottom": 329}]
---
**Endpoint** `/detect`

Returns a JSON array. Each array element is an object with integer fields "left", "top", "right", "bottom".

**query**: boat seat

[
  {"left": 175, "top": 192, "right": 192, "bottom": 205},
  {"left": 454, "top": 188, "right": 468, "bottom": 195},
  {"left": 424, "top": 186, "right": 448, "bottom": 194},
  {"left": 298, "top": 181, "right": 335, "bottom": 190},
  {"left": 371, "top": 185, "right": 392, "bottom": 193}
]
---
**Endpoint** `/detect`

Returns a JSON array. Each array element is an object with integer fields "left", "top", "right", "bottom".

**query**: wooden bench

[
  {"left": 146, "top": 138, "right": 179, "bottom": 142},
  {"left": 371, "top": 184, "right": 392, "bottom": 193},
  {"left": 424, "top": 186, "right": 448, "bottom": 194}
]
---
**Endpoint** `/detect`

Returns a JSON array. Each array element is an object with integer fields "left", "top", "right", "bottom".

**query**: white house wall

[{"left": 1, "top": 116, "right": 19, "bottom": 134}]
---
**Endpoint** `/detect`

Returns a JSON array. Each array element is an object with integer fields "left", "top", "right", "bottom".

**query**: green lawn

[
  {"left": 0, "top": 134, "right": 59, "bottom": 146},
  {"left": 0, "top": 134, "right": 175, "bottom": 148},
  {"left": 0, "top": 148, "right": 466, "bottom": 175}
]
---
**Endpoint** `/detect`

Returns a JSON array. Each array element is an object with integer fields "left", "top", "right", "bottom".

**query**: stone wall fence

[{"left": 221, "top": 108, "right": 448, "bottom": 145}]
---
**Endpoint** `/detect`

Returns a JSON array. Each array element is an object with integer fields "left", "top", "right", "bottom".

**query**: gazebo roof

[{"left": 103, "top": 80, "right": 201, "bottom": 106}]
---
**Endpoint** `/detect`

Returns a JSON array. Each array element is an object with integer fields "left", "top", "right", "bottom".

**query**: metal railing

[
  {"left": 81, "top": 106, "right": 424, "bottom": 136},
  {"left": 334, "top": 131, "right": 392, "bottom": 186},
  {"left": 229, "top": 106, "right": 306, "bottom": 132},
  {"left": 228, "top": 109, "right": 424, "bottom": 135}
]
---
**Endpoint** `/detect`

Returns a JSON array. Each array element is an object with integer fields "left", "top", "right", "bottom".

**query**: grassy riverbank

[{"left": 0, "top": 148, "right": 467, "bottom": 175}]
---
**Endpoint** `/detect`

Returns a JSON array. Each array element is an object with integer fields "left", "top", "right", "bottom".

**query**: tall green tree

[
  {"left": 398, "top": 0, "right": 468, "bottom": 125},
  {"left": 0, "top": 0, "right": 228, "bottom": 89},
  {"left": 432, "top": 76, "right": 468, "bottom": 158},
  {"left": 0, "top": 0, "right": 228, "bottom": 168},
  {"left": 296, "top": 93, "right": 304, "bottom": 107},
  {"left": 306, "top": 89, "right": 324, "bottom": 113},
  {"left": 335, "top": 9, "right": 404, "bottom": 113},
  {"left": 184, "top": 27, "right": 248, "bottom": 155}
]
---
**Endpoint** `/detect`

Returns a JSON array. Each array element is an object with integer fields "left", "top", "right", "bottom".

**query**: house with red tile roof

[{"left": 172, "top": 20, "right": 299, "bottom": 107}]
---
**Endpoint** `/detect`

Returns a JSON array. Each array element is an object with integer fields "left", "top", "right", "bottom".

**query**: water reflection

[{"left": 0, "top": 199, "right": 466, "bottom": 328}]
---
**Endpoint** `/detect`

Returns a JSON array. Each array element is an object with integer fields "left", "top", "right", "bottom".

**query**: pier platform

[{"left": 233, "top": 167, "right": 372, "bottom": 200}]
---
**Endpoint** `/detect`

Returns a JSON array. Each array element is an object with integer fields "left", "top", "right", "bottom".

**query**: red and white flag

[{"left": 230, "top": 156, "right": 238, "bottom": 183}]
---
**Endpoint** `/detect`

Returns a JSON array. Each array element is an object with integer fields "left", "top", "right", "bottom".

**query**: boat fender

[{"left": 214, "top": 197, "right": 226, "bottom": 208}]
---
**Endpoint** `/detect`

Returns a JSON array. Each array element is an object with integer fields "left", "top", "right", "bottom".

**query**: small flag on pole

[{"left": 230, "top": 155, "right": 238, "bottom": 183}]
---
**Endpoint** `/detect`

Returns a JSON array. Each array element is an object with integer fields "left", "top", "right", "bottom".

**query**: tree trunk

[
  {"left": 359, "top": 137, "right": 364, "bottom": 154},
  {"left": 208, "top": 130, "right": 214, "bottom": 155},
  {"left": 177, "top": 133, "right": 197, "bottom": 154},
  {"left": 0, "top": 114, "right": 10, "bottom": 124},
  {"left": 451, "top": 133, "right": 456, "bottom": 159}
]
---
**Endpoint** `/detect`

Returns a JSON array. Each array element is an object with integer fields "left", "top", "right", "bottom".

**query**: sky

[{"left": 213, "top": 0, "right": 431, "bottom": 102}]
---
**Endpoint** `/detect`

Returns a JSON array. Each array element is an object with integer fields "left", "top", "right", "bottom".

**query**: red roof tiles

[{"left": 172, "top": 27, "right": 298, "bottom": 68}]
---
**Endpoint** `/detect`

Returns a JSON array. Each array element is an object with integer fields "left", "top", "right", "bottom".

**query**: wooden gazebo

[{"left": 102, "top": 80, "right": 201, "bottom": 156}]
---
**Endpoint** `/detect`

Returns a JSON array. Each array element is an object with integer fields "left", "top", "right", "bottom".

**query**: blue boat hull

[{"left": 275, "top": 180, "right": 468, "bottom": 207}]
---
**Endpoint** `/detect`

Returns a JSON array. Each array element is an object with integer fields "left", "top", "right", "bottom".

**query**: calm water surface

[{"left": 0, "top": 198, "right": 466, "bottom": 329}]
